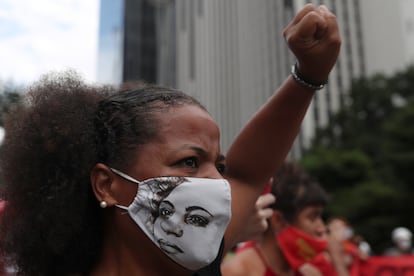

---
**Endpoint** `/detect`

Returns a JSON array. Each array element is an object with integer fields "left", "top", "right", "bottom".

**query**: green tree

[
  {"left": 381, "top": 101, "right": 414, "bottom": 233},
  {"left": 0, "top": 79, "right": 23, "bottom": 126},
  {"left": 301, "top": 65, "right": 414, "bottom": 254},
  {"left": 0, "top": 80, "right": 23, "bottom": 190}
]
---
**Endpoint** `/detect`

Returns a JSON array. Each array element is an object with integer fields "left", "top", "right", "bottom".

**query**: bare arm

[
  {"left": 221, "top": 258, "right": 250, "bottom": 276},
  {"left": 221, "top": 249, "right": 260, "bottom": 276},
  {"left": 298, "top": 263, "right": 323, "bottom": 276},
  {"left": 236, "top": 192, "right": 276, "bottom": 244},
  {"left": 327, "top": 235, "right": 351, "bottom": 276},
  {"left": 224, "top": 4, "right": 341, "bottom": 252}
]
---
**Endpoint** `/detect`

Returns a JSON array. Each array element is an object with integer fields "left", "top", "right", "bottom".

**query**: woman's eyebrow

[
  {"left": 173, "top": 145, "right": 207, "bottom": 158},
  {"left": 186, "top": 206, "right": 213, "bottom": 217},
  {"left": 161, "top": 200, "right": 174, "bottom": 209},
  {"left": 177, "top": 145, "right": 225, "bottom": 162}
]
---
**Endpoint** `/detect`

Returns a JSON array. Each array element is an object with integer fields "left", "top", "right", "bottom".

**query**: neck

[
  {"left": 259, "top": 228, "right": 292, "bottom": 275},
  {"left": 90, "top": 217, "right": 192, "bottom": 276}
]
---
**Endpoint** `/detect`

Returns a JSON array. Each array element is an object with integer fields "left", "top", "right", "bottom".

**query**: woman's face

[
  {"left": 111, "top": 104, "right": 227, "bottom": 270},
  {"left": 129, "top": 104, "right": 224, "bottom": 180},
  {"left": 328, "top": 218, "right": 352, "bottom": 241},
  {"left": 116, "top": 104, "right": 225, "bottom": 206},
  {"left": 293, "top": 205, "right": 326, "bottom": 239}
]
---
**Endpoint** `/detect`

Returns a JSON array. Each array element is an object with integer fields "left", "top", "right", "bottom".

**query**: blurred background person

[
  {"left": 351, "top": 235, "right": 371, "bottom": 259},
  {"left": 384, "top": 227, "right": 414, "bottom": 256},
  {"left": 327, "top": 216, "right": 371, "bottom": 276},
  {"left": 221, "top": 161, "right": 349, "bottom": 276},
  {"left": 223, "top": 183, "right": 276, "bottom": 261}
]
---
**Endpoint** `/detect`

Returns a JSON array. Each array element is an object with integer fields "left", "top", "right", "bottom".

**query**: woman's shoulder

[{"left": 221, "top": 242, "right": 264, "bottom": 276}]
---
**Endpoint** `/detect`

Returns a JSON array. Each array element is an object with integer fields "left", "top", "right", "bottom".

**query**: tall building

[
  {"left": 97, "top": 0, "right": 158, "bottom": 85},
  {"left": 359, "top": 0, "right": 414, "bottom": 76},
  {"left": 166, "top": 0, "right": 414, "bottom": 156},
  {"left": 97, "top": 0, "right": 414, "bottom": 157},
  {"left": 97, "top": 0, "right": 124, "bottom": 84},
  {"left": 181, "top": 1, "right": 295, "bottom": 154}
]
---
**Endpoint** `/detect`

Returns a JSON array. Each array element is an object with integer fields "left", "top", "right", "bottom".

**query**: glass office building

[
  {"left": 97, "top": 0, "right": 124, "bottom": 84},
  {"left": 97, "top": 0, "right": 157, "bottom": 85}
]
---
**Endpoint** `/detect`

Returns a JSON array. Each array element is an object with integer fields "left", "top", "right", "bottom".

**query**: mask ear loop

[
  {"left": 110, "top": 168, "right": 142, "bottom": 185},
  {"left": 110, "top": 167, "right": 141, "bottom": 211}
]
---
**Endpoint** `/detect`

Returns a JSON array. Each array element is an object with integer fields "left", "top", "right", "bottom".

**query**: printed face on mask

[
  {"left": 154, "top": 182, "right": 225, "bottom": 262},
  {"left": 112, "top": 168, "right": 232, "bottom": 271}
]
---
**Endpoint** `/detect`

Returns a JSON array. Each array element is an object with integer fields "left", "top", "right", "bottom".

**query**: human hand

[
  {"left": 298, "top": 263, "right": 323, "bottom": 276},
  {"left": 237, "top": 192, "right": 275, "bottom": 243},
  {"left": 326, "top": 233, "right": 344, "bottom": 257},
  {"left": 284, "top": 4, "right": 341, "bottom": 84},
  {"left": 326, "top": 233, "right": 352, "bottom": 276}
]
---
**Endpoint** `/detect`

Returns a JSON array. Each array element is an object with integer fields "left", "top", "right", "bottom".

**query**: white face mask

[
  {"left": 110, "top": 168, "right": 232, "bottom": 271},
  {"left": 397, "top": 239, "right": 412, "bottom": 251},
  {"left": 342, "top": 227, "right": 354, "bottom": 240}
]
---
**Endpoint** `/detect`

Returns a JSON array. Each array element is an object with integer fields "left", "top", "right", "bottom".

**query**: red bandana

[
  {"left": 343, "top": 240, "right": 358, "bottom": 255},
  {"left": 277, "top": 226, "right": 327, "bottom": 270}
]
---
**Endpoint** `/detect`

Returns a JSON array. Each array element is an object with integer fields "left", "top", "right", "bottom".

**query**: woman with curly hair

[{"left": 0, "top": 4, "right": 340, "bottom": 276}]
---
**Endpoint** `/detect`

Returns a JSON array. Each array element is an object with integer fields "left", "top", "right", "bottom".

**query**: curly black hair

[
  {"left": 0, "top": 71, "right": 205, "bottom": 276},
  {"left": 271, "top": 161, "right": 329, "bottom": 223}
]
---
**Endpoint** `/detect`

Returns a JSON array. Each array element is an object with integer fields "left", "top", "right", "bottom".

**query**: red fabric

[
  {"left": 235, "top": 240, "right": 256, "bottom": 254},
  {"left": 359, "top": 255, "right": 414, "bottom": 276},
  {"left": 349, "top": 256, "right": 361, "bottom": 276},
  {"left": 262, "top": 182, "right": 272, "bottom": 194},
  {"left": 277, "top": 226, "right": 328, "bottom": 270},
  {"left": 342, "top": 241, "right": 361, "bottom": 276},
  {"left": 343, "top": 241, "right": 359, "bottom": 255},
  {"left": 310, "top": 253, "right": 338, "bottom": 276}
]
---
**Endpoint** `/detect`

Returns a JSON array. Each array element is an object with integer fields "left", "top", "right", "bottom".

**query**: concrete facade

[{"left": 98, "top": 0, "right": 414, "bottom": 158}]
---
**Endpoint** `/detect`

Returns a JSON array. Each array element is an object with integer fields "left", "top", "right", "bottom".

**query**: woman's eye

[
  {"left": 309, "top": 213, "right": 319, "bottom": 221},
  {"left": 159, "top": 207, "right": 173, "bottom": 218},
  {"left": 216, "top": 163, "right": 226, "bottom": 174},
  {"left": 185, "top": 215, "right": 209, "bottom": 227},
  {"left": 182, "top": 157, "right": 198, "bottom": 168}
]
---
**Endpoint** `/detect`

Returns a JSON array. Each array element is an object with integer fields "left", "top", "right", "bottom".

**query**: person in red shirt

[{"left": 221, "top": 161, "right": 348, "bottom": 276}]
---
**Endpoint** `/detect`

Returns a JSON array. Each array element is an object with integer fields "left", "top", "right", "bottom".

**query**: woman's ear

[
  {"left": 90, "top": 163, "right": 118, "bottom": 207},
  {"left": 270, "top": 210, "right": 288, "bottom": 233}
]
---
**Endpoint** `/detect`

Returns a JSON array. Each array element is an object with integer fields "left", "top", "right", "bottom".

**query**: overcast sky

[{"left": 0, "top": 0, "right": 100, "bottom": 85}]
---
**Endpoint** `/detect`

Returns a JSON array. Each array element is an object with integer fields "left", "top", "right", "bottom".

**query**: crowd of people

[
  {"left": 221, "top": 161, "right": 414, "bottom": 276},
  {"left": 221, "top": 161, "right": 352, "bottom": 276},
  {"left": 384, "top": 227, "right": 414, "bottom": 256},
  {"left": 0, "top": 3, "right": 411, "bottom": 276}
]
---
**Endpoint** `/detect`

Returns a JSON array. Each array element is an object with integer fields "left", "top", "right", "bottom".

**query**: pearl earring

[{"left": 100, "top": 201, "right": 108, "bottom": 208}]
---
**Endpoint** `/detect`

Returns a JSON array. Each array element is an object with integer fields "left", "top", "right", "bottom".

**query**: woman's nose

[
  {"left": 160, "top": 219, "right": 184, "bottom": 237},
  {"left": 316, "top": 221, "right": 327, "bottom": 238}
]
